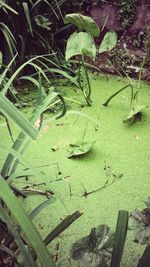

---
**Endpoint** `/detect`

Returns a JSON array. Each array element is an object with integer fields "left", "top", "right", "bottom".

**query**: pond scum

[{"left": 0, "top": 2, "right": 150, "bottom": 267}]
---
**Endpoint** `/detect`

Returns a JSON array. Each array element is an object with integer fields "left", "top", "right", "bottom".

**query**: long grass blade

[
  {"left": 44, "top": 211, "right": 83, "bottom": 246},
  {"left": 0, "top": 93, "right": 38, "bottom": 140},
  {"left": 0, "top": 177, "right": 56, "bottom": 267},
  {"left": 2, "top": 55, "right": 53, "bottom": 96},
  {"left": 110, "top": 210, "right": 128, "bottom": 267},
  {"left": 0, "top": 0, "right": 18, "bottom": 14},
  {"left": 0, "top": 205, "right": 36, "bottom": 267},
  {"left": 29, "top": 198, "right": 56, "bottom": 220},
  {"left": 22, "top": 2, "right": 33, "bottom": 37},
  {"left": 1, "top": 92, "right": 63, "bottom": 177},
  {"left": 0, "top": 54, "right": 17, "bottom": 86}
]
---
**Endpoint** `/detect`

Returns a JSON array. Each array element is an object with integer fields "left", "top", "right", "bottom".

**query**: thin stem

[
  {"left": 81, "top": 59, "right": 92, "bottom": 106},
  {"left": 103, "top": 84, "right": 133, "bottom": 106}
]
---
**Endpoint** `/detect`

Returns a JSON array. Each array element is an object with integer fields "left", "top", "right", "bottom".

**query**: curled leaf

[
  {"left": 123, "top": 104, "right": 148, "bottom": 124},
  {"left": 64, "top": 13, "right": 100, "bottom": 37},
  {"left": 67, "top": 140, "right": 96, "bottom": 158}
]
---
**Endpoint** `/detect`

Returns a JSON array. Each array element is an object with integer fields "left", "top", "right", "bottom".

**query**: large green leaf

[
  {"left": 64, "top": 13, "right": 100, "bottom": 37},
  {"left": 67, "top": 140, "right": 96, "bottom": 158},
  {"left": 99, "top": 31, "right": 117, "bottom": 53},
  {"left": 0, "top": 176, "right": 56, "bottom": 267},
  {"left": 65, "top": 32, "right": 96, "bottom": 60},
  {"left": 0, "top": 92, "right": 38, "bottom": 140}
]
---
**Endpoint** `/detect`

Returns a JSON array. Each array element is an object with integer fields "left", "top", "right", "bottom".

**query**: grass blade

[
  {"left": 0, "top": 93, "right": 38, "bottom": 140},
  {"left": 44, "top": 211, "right": 83, "bottom": 245},
  {"left": 0, "top": 0, "right": 18, "bottom": 14},
  {"left": 110, "top": 210, "right": 129, "bottom": 267},
  {"left": 22, "top": 2, "right": 33, "bottom": 37},
  {"left": 29, "top": 198, "right": 56, "bottom": 220},
  {"left": 0, "top": 177, "right": 56, "bottom": 267},
  {"left": 0, "top": 206, "right": 36, "bottom": 267}
]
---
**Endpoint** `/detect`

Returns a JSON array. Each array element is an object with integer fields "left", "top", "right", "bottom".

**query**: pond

[{"left": 1, "top": 74, "right": 150, "bottom": 267}]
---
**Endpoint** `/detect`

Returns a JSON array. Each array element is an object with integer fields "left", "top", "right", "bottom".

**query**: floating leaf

[
  {"left": 71, "top": 224, "right": 114, "bottom": 266},
  {"left": 35, "top": 15, "right": 52, "bottom": 30},
  {"left": 67, "top": 140, "right": 96, "bottom": 158},
  {"left": 99, "top": 31, "right": 117, "bottom": 53},
  {"left": 65, "top": 32, "right": 96, "bottom": 61},
  {"left": 129, "top": 208, "right": 150, "bottom": 245},
  {"left": 64, "top": 13, "right": 100, "bottom": 37},
  {"left": 123, "top": 104, "right": 148, "bottom": 124}
]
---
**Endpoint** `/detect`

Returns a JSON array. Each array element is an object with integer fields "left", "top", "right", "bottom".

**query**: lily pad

[
  {"left": 64, "top": 13, "right": 100, "bottom": 37},
  {"left": 123, "top": 104, "right": 148, "bottom": 124},
  {"left": 65, "top": 32, "right": 96, "bottom": 61},
  {"left": 67, "top": 140, "right": 96, "bottom": 158}
]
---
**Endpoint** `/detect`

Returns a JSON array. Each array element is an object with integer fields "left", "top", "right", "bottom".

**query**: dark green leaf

[{"left": 110, "top": 210, "right": 128, "bottom": 267}]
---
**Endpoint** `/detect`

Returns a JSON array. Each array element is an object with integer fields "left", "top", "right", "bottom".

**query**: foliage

[
  {"left": 0, "top": 0, "right": 82, "bottom": 72},
  {"left": 123, "top": 104, "right": 148, "bottom": 124},
  {"left": 64, "top": 13, "right": 117, "bottom": 106},
  {"left": 0, "top": 56, "right": 84, "bottom": 267},
  {"left": 67, "top": 140, "right": 96, "bottom": 158},
  {"left": 70, "top": 210, "right": 128, "bottom": 267}
]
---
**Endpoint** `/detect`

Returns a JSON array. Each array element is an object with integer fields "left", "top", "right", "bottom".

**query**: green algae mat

[{"left": 1, "top": 75, "right": 150, "bottom": 267}]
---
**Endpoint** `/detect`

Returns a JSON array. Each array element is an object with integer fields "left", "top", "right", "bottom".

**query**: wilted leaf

[
  {"left": 67, "top": 140, "right": 96, "bottom": 158},
  {"left": 123, "top": 104, "right": 148, "bottom": 124},
  {"left": 129, "top": 209, "right": 150, "bottom": 245},
  {"left": 64, "top": 13, "right": 100, "bottom": 37},
  {"left": 71, "top": 224, "right": 114, "bottom": 266},
  {"left": 65, "top": 32, "right": 96, "bottom": 60},
  {"left": 35, "top": 15, "right": 52, "bottom": 30},
  {"left": 99, "top": 31, "right": 117, "bottom": 53}
]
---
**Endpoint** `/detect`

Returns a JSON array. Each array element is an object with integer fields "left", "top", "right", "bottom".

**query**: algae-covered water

[{"left": 1, "top": 75, "right": 150, "bottom": 266}]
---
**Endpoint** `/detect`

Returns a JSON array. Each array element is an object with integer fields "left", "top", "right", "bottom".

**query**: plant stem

[{"left": 103, "top": 84, "right": 133, "bottom": 106}]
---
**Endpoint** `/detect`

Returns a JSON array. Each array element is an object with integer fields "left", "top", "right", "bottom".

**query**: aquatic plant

[
  {"left": 70, "top": 210, "right": 128, "bottom": 267},
  {"left": 0, "top": 55, "right": 84, "bottom": 267},
  {"left": 64, "top": 13, "right": 117, "bottom": 106},
  {"left": 103, "top": 28, "right": 150, "bottom": 124}
]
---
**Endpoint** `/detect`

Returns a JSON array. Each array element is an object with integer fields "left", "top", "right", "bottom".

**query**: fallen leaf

[{"left": 67, "top": 140, "right": 96, "bottom": 158}]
